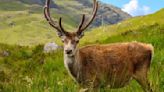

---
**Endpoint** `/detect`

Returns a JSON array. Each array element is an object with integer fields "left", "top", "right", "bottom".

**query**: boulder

[{"left": 44, "top": 42, "right": 59, "bottom": 53}]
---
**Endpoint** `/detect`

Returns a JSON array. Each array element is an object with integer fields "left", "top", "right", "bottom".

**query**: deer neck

[{"left": 64, "top": 48, "right": 81, "bottom": 82}]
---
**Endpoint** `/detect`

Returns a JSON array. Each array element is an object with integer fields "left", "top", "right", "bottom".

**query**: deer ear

[
  {"left": 78, "top": 32, "right": 84, "bottom": 39},
  {"left": 57, "top": 32, "right": 65, "bottom": 38},
  {"left": 57, "top": 32, "right": 62, "bottom": 37}
]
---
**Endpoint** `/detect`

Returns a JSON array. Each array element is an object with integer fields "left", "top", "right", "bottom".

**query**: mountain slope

[
  {"left": 81, "top": 8, "right": 164, "bottom": 45},
  {"left": 0, "top": 0, "right": 131, "bottom": 27},
  {"left": 52, "top": 0, "right": 131, "bottom": 27},
  {"left": 0, "top": 0, "right": 131, "bottom": 46}
]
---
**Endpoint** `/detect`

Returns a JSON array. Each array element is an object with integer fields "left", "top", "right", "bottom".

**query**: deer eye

[
  {"left": 76, "top": 40, "right": 79, "bottom": 43},
  {"left": 61, "top": 39, "right": 64, "bottom": 43}
]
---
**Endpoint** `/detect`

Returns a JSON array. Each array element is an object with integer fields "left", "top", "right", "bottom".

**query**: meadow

[{"left": 0, "top": 4, "right": 164, "bottom": 92}]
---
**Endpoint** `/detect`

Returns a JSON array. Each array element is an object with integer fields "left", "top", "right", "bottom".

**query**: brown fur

[{"left": 70, "top": 42, "right": 153, "bottom": 92}]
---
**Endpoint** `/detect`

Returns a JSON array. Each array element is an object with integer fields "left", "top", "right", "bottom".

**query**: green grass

[
  {"left": 80, "top": 8, "right": 164, "bottom": 45},
  {"left": 0, "top": 7, "right": 164, "bottom": 92},
  {"left": 0, "top": 9, "right": 76, "bottom": 46},
  {"left": 0, "top": 1, "right": 79, "bottom": 46}
]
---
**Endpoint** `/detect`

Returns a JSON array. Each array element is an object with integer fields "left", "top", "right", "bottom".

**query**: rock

[
  {"left": 2, "top": 50, "right": 10, "bottom": 57},
  {"left": 44, "top": 42, "right": 59, "bottom": 53}
]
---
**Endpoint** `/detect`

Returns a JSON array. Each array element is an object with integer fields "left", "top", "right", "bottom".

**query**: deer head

[{"left": 44, "top": 0, "right": 98, "bottom": 57}]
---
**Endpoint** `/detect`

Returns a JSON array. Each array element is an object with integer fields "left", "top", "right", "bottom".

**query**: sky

[{"left": 100, "top": 0, "right": 164, "bottom": 16}]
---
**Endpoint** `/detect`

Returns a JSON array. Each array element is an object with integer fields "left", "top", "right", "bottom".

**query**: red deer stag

[{"left": 44, "top": 0, "right": 153, "bottom": 92}]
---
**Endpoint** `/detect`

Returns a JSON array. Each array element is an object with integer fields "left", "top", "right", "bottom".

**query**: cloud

[
  {"left": 122, "top": 0, "right": 152, "bottom": 16},
  {"left": 143, "top": 6, "right": 151, "bottom": 14}
]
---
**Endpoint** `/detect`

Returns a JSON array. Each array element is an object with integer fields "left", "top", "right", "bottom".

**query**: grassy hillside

[
  {"left": 0, "top": 1, "right": 80, "bottom": 46},
  {"left": 0, "top": 10, "right": 74, "bottom": 46},
  {"left": 0, "top": 9, "right": 164, "bottom": 92},
  {"left": 80, "top": 8, "right": 164, "bottom": 44},
  {"left": 0, "top": 0, "right": 131, "bottom": 46}
]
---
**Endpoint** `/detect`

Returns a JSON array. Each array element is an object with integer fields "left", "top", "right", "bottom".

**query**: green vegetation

[
  {"left": 0, "top": 2, "right": 164, "bottom": 91},
  {"left": 0, "top": 44, "right": 78, "bottom": 92},
  {"left": 0, "top": 0, "right": 132, "bottom": 46},
  {"left": 0, "top": 1, "right": 77, "bottom": 46}
]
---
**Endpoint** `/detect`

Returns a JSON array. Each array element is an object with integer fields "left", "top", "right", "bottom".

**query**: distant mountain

[
  {"left": 0, "top": 0, "right": 45, "bottom": 5},
  {"left": 20, "top": 0, "right": 45, "bottom": 5},
  {"left": 76, "top": 0, "right": 131, "bottom": 27},
  {"left": 0, "top": 0, "right": 131, "bottom": 27},
  {"left": 0, "top": 0, "right": 132, "bottom": 46},
  {"left": 58, "top": 0, "right": 131, "bottom": 27},
  {"left": 19, "top": 0, "right": 56, "bottom": 8}
]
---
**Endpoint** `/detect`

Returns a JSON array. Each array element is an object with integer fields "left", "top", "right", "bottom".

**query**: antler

[
  {"left": 44, "top": 0, "right": 67, "bottom": 35},
  {"left": 77, "top": 0, "right": 99, "bottom": 35},
  {"left": 44, "top": 0, "right": 98, "bottom": 36}
]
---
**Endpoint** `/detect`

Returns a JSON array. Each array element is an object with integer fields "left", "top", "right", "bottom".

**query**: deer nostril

[{"left": 65, "top": 50, "right": 72, "bottom": 54}]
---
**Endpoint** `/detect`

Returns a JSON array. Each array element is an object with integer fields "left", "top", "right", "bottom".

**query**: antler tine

[
  {"left": 44, "top": 7, "right": 60, "bottom": 31},
  {"left": 44, "top": 0, "right": 66, "bottom": 34},
  {"left": 44, "top": 0, "right": 59, "bottom": 30},
  {"left": 77, "top": 14, "right": 85, "bottom": 35},
  {"left": 44, "top": 0, "right": 50, "bottom": 20},
  {"left": 59, "top": 17, "right": 67, "bottom": 34},
  {"left": 78, "top": 0, "right": 98, "bottom": 34}
]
